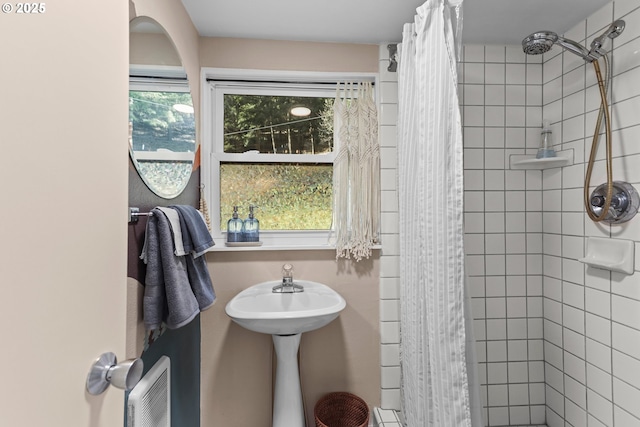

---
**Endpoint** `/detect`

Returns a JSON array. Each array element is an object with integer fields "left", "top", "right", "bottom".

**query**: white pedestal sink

[{"left": 225, "top": 280, "right": 346, "bottom": 427}]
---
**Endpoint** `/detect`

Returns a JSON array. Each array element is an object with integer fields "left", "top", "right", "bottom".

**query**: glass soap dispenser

[
  {"left": 242, "top": 205, "right": 260, "bottom": 242},
  {"left": 226, "top": 206, "right": 244, "bottom": 243},
  {"left": 536, "top": 120, "right": 557, "bottom": 159}
]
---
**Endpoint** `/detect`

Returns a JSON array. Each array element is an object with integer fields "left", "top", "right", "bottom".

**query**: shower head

[
  {"left": 522, "top": 31, "right": 591, "bottom": 61},
  {"left": 522, "top": 31, "right": 558, "bottom": 55},
  {"left": 523, "top": 19, "right": 626, "bottom": 62}
]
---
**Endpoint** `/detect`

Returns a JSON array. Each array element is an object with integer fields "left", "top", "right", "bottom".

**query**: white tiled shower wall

[
  {"left": 461, "top": 41, "right": 547, "bottom": 426},
  {"left": 537, "top": 1, "right": 640, "bottom": 426},
  {"left": 379, "top": 0, "right": 640, "bottom": 426}
]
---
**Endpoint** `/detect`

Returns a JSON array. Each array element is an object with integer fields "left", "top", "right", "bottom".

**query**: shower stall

[{"left": 383, "top": 1, "right": 640, "bottom": 426}]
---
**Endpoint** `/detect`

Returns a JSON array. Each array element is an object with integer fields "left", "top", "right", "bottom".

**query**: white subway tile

[
  {"left": 563, "top": 90, "right": 586, "bottom": 120},
  {"left": 544, "top": 77, "right": 563, "bottom": 105},
  {"left": 505, "top": 233, "right": 526, "bottom": 254},
  {"left": 463, "top": 62, "right": 485, "bottom": 84},
  {"left": 546, "top": 384, "right": 565, "bottom": 416},
  {"left": 612, "top": 294, "right": 640, "bottom": 331},
  {"left": 487, "top": 319, "right": 507, "bottom": 340},
  {"left": 565, "top": 397, "right": 587, "bottom": 427},
  {"left": 564, "top": 303, "right": 586, "bottom": 334},
  {"left": 612, "top": 349, "right": 640, "bottom": 391},
  {"left": 507, "top": 318, "right": 527, "bottom": 339},
  {"left": 509, "top": 406, "right": 530, "bottom": 424},
  {"left": 485, "top": 45, "right": 505, "bottom": 63},
  {"left": 588, "top": 363, "right": 613, "bottom": 401},
  {"left": 565, "top": 374, "right": 587, "bottom": 408},
  {"left": 546, "top": 342, "right": 564, "bottom": 370},
  {"left": 505, "top": 85, "right": 525, "bottom": 105},
  {"left": 487, "top": 362, "right": 507, "bottom": 383},
  {"left": 486, "top": 64, "right": 505, "bottom": 85},
  {"left": 508, "top": 339, "right": 528, "bottom": 361},
  {"left": 613, "top": 377, "right": 640, "bottom": 420},
  {"left": 613, "top": 405, "right": 640, "bottom": 427},
  {"left": 586, "top": 287, "right": 611, "bottom": 319},
  {"left": 381, "top": 366, "right": 401, "bottom": 388},
  {"left": 485, "top": 106, "right": 505, "bottom": 127},
  {"left": 587, "top": 338, "right": 612, "bottom": 373},
  {"left": 486, "top": 212, "right": 506, "bottom": 233},
  {"left": 485, "top": 85, "right": 505, "bottom": 106},
  {"left": 564, "top": 328, "right": 586, "bottom": 359},
  {"left": 544, "top": 54, "right": 564, "bottom": 84},
  {"left": 486, "top": 276, "right": 506, "bottom": 297},
  {"left": 487, "top": 340, "right": 508, "bottom": 362},
  {"left": 563, "top": 64, "right": 587, "bottom": 95},
  {"left": 587, "top": 313, "right": 612, "bottom": 346},
  {"left": 523, "top": 360, "right": 540, "bottom": 385},
  {"left": 616, "top": 0, "right": 640, "bottom": 18},
  {"left": 464, "top": 126, "right": 484, "bottom": 147},
  {"left": 506, "top": 46, "right": 526, "bottom": 63},
  {"left": 564, "top": 351, "right": 587, "bottom": 383},
  {"left": 464, "top": 84, "right": 484, "bottom": 105},
  {"left": 527, "top": 84, "right": 543, "bottom": 105},
  {"left": 464, "top": 45, "right": 485, "bottom": 63}
]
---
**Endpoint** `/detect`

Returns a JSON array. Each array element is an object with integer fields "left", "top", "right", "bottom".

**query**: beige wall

[
  {"left": 200, "top": 37, "right": 379, "bottom": 72},
  {"left": 198, "top": 37, "right": 381, "bottom": 426},
  {"left": 130, "top": 32, "right": 182, "bottom": 66},
  {"left": 0, "top": 0, "right": 129, "bottom": 425},
  {"left": 201, "top": 250, "right": 380, "bottom": 427}
]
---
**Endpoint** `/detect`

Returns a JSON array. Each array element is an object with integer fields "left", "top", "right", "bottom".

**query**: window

[{"left": 202, "top": 69, "right": 376, "bottom": 247}]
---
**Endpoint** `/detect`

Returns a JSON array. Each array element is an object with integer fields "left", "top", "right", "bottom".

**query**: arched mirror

[{"left": 129, "top": 16, "right": 195, "bottom": 199}]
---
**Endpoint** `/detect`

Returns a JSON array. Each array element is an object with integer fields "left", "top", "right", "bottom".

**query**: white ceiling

[{"left": 180, "top": 0, "right": 613, "bottom": 45}]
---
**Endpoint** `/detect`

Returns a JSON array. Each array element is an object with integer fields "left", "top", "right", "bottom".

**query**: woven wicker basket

[{"left": 314, "top": 392, "right": 369, "bottom": 427}]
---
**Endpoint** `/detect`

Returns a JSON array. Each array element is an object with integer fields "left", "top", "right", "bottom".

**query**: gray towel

[
  {"left": 169, "top": 205, "right": 216, "bottom": 311},
  {"left": 169, "top": 205, "right": 215, "bottom": 257},
  {"left": 157, "top": 207, "right": 187, "bottom": 256},
  {"left": 143, "top": 208, "right": 200, "bottom": 330}
]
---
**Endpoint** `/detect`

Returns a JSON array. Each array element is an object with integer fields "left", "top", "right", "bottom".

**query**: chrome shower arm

[{"left": 588, "top": 20, "right": 625, "bottom": 60}]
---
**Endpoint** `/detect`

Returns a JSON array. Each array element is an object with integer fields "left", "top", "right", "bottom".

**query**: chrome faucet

[{"left": 272, "top": 264, "right": 304, "bottom": 293}]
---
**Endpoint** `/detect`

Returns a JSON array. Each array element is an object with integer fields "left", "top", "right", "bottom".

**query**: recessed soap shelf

[{"left": 578, "top": 237, "right": 635, "bottom": 275}]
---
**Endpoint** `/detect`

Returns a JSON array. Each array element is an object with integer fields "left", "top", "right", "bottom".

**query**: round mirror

[{"left": 129, "top": 16, "right": 195, "bottom": 199}]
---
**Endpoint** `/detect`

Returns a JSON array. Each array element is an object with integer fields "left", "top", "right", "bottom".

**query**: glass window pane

[
  {"left": 220, "top": 163, "right": 333, "bottom": 230},
  {"left": 223, "top": 95, "right": 333, "bottom": 154}
]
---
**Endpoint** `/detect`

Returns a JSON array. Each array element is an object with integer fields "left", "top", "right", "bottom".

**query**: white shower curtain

[{"left": 397, "top": 0, "right": 482, "bottom": 425}]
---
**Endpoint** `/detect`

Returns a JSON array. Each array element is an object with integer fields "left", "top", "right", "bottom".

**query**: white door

[{"left": 0, "top": 1, "right": 130, "bottom": 425}]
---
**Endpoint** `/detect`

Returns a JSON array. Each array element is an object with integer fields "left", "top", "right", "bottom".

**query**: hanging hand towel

[
  {"left": 143, "top": 208, "right": 200, "bottom": 330},
  {"left": 170, "top": 205, "right": 216, "bottom": 311},
  {"left": 157, "top": 207, "right": 187, "bottom": 256},
  {"left": 169, "top": 205, "right": 215, "bottom": 257}
]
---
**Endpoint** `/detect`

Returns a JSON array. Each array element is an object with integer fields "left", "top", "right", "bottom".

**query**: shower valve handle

[
  {"left": 590, "top": 195, "right": 605, "bottom": 208},
  {"left": 591, "top": 193, "right": 629, "bottom": 210}
]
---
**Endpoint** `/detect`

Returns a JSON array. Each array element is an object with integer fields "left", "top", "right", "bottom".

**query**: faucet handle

[{"left": 282, "top": 263, "right": 293, "bottom": 279}]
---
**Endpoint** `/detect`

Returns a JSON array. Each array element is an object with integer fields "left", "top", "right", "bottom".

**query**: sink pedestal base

[{"left": 272, "top": 333, "right": 305, "bottom": 427}]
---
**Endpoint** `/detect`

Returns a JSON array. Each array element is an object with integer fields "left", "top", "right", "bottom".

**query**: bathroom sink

[{"left": 225, "top": 280, "right": 346, "bottom": 335}]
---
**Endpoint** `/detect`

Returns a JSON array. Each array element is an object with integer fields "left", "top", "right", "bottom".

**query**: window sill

[{"left": 205, "top": 241, "right": 382, "bottom": 252}]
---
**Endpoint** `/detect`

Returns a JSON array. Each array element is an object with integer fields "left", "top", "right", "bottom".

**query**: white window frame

[{"left": 201, "top": 68, "right": 377, "bottom": 249}]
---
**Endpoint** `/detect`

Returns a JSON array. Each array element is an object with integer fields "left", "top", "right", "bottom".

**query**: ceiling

[{"left": 180, "top": 0, "right": 612, "bottom": 45}]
